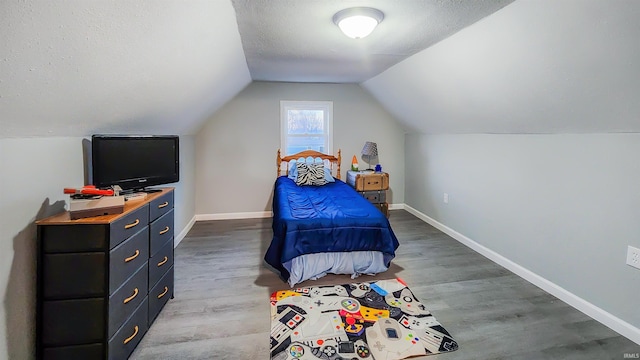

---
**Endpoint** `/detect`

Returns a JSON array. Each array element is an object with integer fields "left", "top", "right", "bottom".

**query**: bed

[{"left": 264, "top": 149, "right": 399, "bottom": 287}]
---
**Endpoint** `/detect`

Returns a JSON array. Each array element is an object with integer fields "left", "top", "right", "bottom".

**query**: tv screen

[{"left": 91, "top": 135, "right": 179, "bottom": 191}]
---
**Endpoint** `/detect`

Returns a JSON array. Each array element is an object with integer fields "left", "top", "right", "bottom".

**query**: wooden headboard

[{"left": 277, "top": 149, "right": 342, "bottom": 180}]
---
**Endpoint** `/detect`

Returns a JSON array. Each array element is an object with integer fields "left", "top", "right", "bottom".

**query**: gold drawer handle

[
  {"left": 157, "top": 256, "right": 168, "bottom": 267},
  {"left": 124, "top": 250, "right": 140, "bottom": 263},
  {"left": 123, "top": 287, "right": 139, "bottom": 304},
  {"left": 158, "top": 201, "right": 169, "bottom": 209},
  {"left": 159, "top": 226, "right": 170, "bottom": 235},
  {"left": 124, "top": 219, "right": 140, "bottom": 229},
  {"left": 157, "top": 286, "right": 169, "bottom": 299},
  {"left": 123, "top": 325, "right": 139, "bottom": 345}
]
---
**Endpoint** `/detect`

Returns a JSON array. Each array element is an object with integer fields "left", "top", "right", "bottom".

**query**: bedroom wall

[
  {"left": 405, "top": 133, "right": 640, "bottom": 337},
  {"left": 0, "top": 136, "right": 196, "bottom": 359},
  {"left": 194, "top": 81, "right": 405, "bottom": 217},
  {"left": 361, "top": 0, "right": 640, "bottom": 342}
]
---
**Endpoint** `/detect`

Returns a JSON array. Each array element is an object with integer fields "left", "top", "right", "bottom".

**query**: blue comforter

[{"left": 264, "top": 176, "right": 399, "bottom": 281}]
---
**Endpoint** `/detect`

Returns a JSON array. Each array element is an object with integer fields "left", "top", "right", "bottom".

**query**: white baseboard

[
  {"left": 174, "top": 215, "right": 196, "bottom": 248},
  {"left": 389, "top": 203, "right": 405, "bottom": 210},
  {"left": 195, "top": 211, "right": 273, "bottom": 221},
  {"left": 403, "top": 204, "right": 640, "bottom": 346}
]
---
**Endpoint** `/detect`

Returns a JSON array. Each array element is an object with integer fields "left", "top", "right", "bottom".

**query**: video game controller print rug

[{"left": 270, "top": 278, "right": 459, "bottom": 360}]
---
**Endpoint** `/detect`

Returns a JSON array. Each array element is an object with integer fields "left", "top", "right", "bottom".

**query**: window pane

[
  {"left": 281, "top": 100, "right": 332, "bottom": 156},
  {"left": 287, "top": 136, "right": 325, "bottom": 154},
  {"left": 287, "top": 110, "right": 325, "bottom": 135}
]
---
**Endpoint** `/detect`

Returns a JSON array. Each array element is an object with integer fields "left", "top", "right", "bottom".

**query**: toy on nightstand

[{"left": 351, "top": 155, "right": 359, "bottom": 171}]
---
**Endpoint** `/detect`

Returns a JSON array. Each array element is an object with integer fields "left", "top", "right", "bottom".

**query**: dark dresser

[{"left": 36, "top": 188, "right": 175, "bottom": 360}]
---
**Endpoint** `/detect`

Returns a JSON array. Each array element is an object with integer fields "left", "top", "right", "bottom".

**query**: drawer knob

[
  {"left": 157, "top": 256, "right": 169, "bottom": 267},
  {"left": 123, "top": 325, "right": 139, "bottom": 345},
  {"left": 124, "top": 219, "right": 140, "bottom": 229},
  {"left": 123, "top": 287, "right": 139, "bottom": 304},
  {"left": 158, "top": 201, "right": 169, "bottom": 209},
  {"left": 124, "top": 249, "right": 140, "bottom": 263},
  {"left": 159, "top": 226, "right": 170, "bottom": 235},
  {"left": 158, "top": 286, "right": 169, "bottom": 299}
]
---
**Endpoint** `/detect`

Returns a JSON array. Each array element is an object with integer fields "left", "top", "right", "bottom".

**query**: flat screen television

[{"left": 91, "top": 135, "right": 179, "bottom": 191}]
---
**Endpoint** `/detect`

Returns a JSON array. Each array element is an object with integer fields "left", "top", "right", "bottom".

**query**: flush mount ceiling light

[{"left": 333, "top": 7, "right": 384, "bottom": 39}]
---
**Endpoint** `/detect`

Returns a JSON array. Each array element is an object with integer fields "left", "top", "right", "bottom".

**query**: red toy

[{"left": 63, "top": 185, "right": 114, "bottom": 196}]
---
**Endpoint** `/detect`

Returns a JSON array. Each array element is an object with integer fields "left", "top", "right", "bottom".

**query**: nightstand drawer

[
  {"left": 346, "top": 171, "right": 389, "bottom": 191},
  {"left": 359, "top": 190, "right": 386, "bottom": 204},
  {"left": 373, "top": 202, "right": 389, "bottom": 217}
]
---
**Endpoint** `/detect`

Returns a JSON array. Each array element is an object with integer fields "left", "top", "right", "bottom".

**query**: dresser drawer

[
  {"left": 148, "top": 266, "right": 173, "bottom": 325},
  {"left": 149, "top": 191, "right": 174, "bottom": 222},
  {"left": 359, "top": 190, "right": 386, "bottom": 204},
  {"left": 149, "top": 238, "right": 173, "bottom": 289},
  {"left": 150, "top": 209, "right": 174, "bottom": 256},
  {"left": 108, "top": 298, "right": 148, "bottom": 360},
  {"left": 43, "top": 252, "right": 106, "bottom": 299},
  {"left": 108, "top": 263, "right": 148, "bottom": 339},
  {"left": 40, "top": 224, "right": 108, "bottom": 253},
  {"left": 43, "top": 343, "right": 103, "bottom": 360},
  {"left": 110, "top": 204, "right": 149, "bottom": 249},
  {"left": 42, "top": 298, "right": 104, "bottom": 346},
  {"left": 109, "top": 227, "right": 149, "bottom": 293}
]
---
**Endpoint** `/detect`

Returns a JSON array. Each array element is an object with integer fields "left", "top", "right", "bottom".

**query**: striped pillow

[{"left": 295, "top": 162, "right": 328, "bottom": 186}]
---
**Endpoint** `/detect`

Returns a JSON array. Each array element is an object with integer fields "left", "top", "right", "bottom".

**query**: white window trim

[{"left": 280, "top": 100, "right": 333, "bottom": 155}]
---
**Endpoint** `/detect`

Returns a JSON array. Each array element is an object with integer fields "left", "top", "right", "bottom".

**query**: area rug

[{"left": 270, "top": 278, "right": 458, "bottom": 359}]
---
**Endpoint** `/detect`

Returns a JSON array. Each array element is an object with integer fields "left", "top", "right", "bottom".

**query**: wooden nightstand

[{"left": 346, "top": 170, "right": 390, "bottom": 217}]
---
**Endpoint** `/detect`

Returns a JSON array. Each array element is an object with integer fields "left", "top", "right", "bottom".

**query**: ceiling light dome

[{"left": 333, "top": 7, "right": 384, "bottom": 39}]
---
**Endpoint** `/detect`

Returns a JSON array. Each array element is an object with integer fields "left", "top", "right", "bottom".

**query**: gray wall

[
  {"left": 195, "top": 81, "right": 405, "bottom": 216},
  {"left": 405, "top": 133, "right": 640, "bottom": 331},
  {"left": 359, "top": 0, "right": 640, "bottom": 339},
  {"left": 172, "top": 135, "right": 197, "bottom": 244},
  {"left": 0, "top": 136, "right": 196, "bottom": 359}
]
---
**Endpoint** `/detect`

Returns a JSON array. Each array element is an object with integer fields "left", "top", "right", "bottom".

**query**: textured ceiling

[
  {"left": 0, "top": 0, "right": 251, "bottom": 138},
  {"left": 231, "top": 0, "right": 514, "bottom": 83}
]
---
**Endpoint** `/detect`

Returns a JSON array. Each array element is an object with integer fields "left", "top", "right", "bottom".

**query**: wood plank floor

[{"left": 131, "top": 210, "right": 640, "bottom": 359}]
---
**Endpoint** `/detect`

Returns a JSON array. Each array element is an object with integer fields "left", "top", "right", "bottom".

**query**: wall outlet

[
  {"left": 627, "top": 245, "right": 640, "bottom": 270},
  {"left": 443, "top": 193, "right": 449, "bottom": 204}
]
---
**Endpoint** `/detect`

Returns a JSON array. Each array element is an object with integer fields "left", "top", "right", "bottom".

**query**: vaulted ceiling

[
  {"left": 231, "top": 0, "right": 513, "bottom": 83},
  {"left": 2, "top": 0, "right": 639, "bottom": 138}
]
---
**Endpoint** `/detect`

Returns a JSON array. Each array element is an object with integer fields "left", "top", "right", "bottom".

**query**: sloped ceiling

[
  {"left": 0, "top": 0, "right": 251, "bottom": 138},
  {"left": 232, "top": 0, "right": 514, "bottom": 83},
  {"left": 4, "top": 0, "right": 637, "bottom": 138},
  {"left": 363, "top": 0, "right": 640, "bottom": 134}
]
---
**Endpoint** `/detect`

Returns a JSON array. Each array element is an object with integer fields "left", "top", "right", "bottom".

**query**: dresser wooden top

[{"left": 36, "top": 187, "right": 174, "bottom": 225}]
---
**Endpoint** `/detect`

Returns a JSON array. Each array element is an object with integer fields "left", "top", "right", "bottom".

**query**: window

[{"left": 280, "top": 101, "right": 333, "bottom": 155}]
